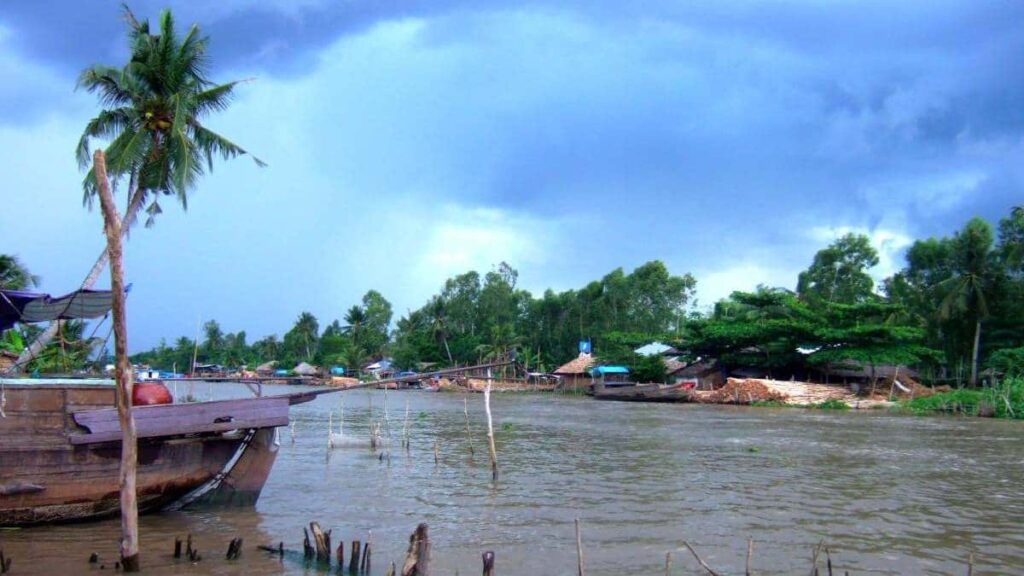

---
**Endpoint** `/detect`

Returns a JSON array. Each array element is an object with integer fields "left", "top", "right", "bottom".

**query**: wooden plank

[
  {"left": 1, "top": 388, "right": 66, "bottom": 413},
  {"left": 73, "top": 400, "right": 288, "bottom": 434},
  {"left": 69, "top": 397, "right": 289, "bottom": 445}
]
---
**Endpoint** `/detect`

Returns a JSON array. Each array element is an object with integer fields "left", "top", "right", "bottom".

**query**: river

[{"left": 3, "top": 384, "right": 1023, "bottom": 574}]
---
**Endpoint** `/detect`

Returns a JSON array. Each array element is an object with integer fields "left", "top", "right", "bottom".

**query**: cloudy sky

[{"left": 1, "top": 1, "right": 1021, "bottom": 350}]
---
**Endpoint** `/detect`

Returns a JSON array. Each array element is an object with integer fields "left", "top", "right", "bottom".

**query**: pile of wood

[
  {"left": 759, "top": 379, "right": 857, "bottom": 406},
  {"left": 329, "top": 377, "right": 361, "bottom": 388},
  {"left": 693, "top": 378, "right": 789, "bottom": 404},
  {"left": 864, "top": 374, "right": 935, "bottom": 400}
]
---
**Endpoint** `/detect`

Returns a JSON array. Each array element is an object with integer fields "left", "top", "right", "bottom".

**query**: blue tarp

[
  {"left": 590, "top": 365, "right": 630, "bottom": 376},
  {"left": 329, "top": 366, "right": 345, "bottom": 376}
]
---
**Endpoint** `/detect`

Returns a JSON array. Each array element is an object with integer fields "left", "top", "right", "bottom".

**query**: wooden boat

[
  {"left": 0, "top": 380, "right": 293, "bottom": 526},
  {"left": 592, "top": 381, "right": 694, "bottom": 403}
]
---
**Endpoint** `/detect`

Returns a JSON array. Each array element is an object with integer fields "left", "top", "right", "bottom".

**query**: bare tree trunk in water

[
  {"left": 7, "top": 172, "right": 142, "bottom": 373},
  {"left": 94, "top": 150, "right": 140, "bottom": 571},
  {"left": 970, "top": 320, "right": 981, "bottom": 388}
]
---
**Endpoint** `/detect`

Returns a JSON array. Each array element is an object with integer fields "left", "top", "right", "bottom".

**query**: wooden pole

[
  {"left": 575, "top": 518, "right": 585, "bottom": 576},
  {"left": 665, "top": 551, "right": 672, "bottom": 576},
  {"left": 746, "top": 539, "right": 754, "bottom": 576},
  {"left": 94, "top": 150, "right": 140, "bottom": 572},
  {"left": 403, "top": 399, "right": 411, "bottom": 451},
  {"left": 482, "top": 551, "right": 495, "bottom": 576},
  {"left": 484, "top": 381, "right": 499, "bottom": 481},
  {"left": 682, "top": 542, "right": 722, "bottom": 576},
  {"left": 464, "top": 397, "right": 475, "bottom": 456},
  {"left": 401, "top": 523, "right": 431, "bottom": 576},
  {"left": 310, "top": 522, "right": 330, "bottom": 563}
]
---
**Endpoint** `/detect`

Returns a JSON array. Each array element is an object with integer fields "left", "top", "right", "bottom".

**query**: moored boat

[
  {"left": 0, "top": 379, "right": 289, "bottom": 526},
  {"left": 592, "top": 380, "right": 694, "bottom": 402}
]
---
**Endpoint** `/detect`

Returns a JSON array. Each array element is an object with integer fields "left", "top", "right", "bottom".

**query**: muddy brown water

[{"left": 2, "top": 384, "right": 1023, "bottom": 575}]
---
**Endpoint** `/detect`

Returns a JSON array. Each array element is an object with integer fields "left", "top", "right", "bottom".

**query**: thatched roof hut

[
  {"left": 293, "top": 362, "right": 318, "bottom": 376},
  {"left": 552, "top": 353, "right": 594, "bottom": 390},
  {"left": 255, "top": 360, "right": 277, "bottom": 374}
]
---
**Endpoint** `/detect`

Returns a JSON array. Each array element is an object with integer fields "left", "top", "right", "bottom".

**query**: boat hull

[
  {"left": 0, "top": 383, "right": 283, "bottom": 526},
  {"left": 592, "top": 382, "right": 694, "bottom": 403}
]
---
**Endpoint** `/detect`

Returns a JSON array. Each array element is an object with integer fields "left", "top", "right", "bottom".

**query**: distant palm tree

[
  {"left": 938, "top": 218, "right": 998, "bottom": 387},
  {"left": 19, "top": 7, "right": 263, "bottom": 367},
  {"left": 427, "top": 296, "right": 454, "bottom": 364},
  {"left": 0, "top": 254, "right": 39, "bottom": 290}
]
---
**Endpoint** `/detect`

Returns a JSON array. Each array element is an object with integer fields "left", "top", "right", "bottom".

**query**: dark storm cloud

[{"left": 2, "top": 1, "right": 1023, "bottom": 347}]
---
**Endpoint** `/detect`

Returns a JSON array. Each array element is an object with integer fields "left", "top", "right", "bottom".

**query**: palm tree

[
  {"left": 427, "top": 296, "right": 454, "bottom": 364},
  {"left": 0, "top": 254, "right": 39, "bottom": 290},
  {"left": 938, "top": 218, "right": 999, "bottom": 387},
  {"left": 343, "top": 305, "right": 367, "bottom": 352},
  {"left": 18, "top": 7, "right": 263, "bottom": 367}
]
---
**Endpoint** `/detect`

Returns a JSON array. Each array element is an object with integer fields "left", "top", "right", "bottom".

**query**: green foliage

[
  {"left": 0, "top": 254, "right": 39, "bottom": 289},
  {"left": 749, "top": 400, "right": 790, "bottom": 408},
  {"left": 900, "top": 378, "right": 1024, "bottom": 419},
  {"left": 77, "top": 7, "right": 263, "bottom": 225},
  {"left": 797, "top": 233, "right": 879, "bottom": 306},
  {"left": 988, "top": 347, "right": 1024, "bottom": 377},
  {"left": 810, "top": 399, "right": 850, "bottom": 410}
]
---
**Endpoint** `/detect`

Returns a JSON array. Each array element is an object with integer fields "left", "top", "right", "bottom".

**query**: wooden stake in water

[
  {"left": 575, "top": 518, "right": 585, "bottom": 576},
  {"left": 383, "top": 385, "right": 393, "bottom": 463},
  {"left": 403, "top": 399, "right": 411, "bottom": 451},
  {"left": 464, "top": 397, "right": 475, "bottom": 456},
  {"left": 401, "top": 523, "right": 431, "bottom": 576},
  {"left": 482, "top": 551, "right": 495, "bottom": 576},
  {"left": 484, "top": 381, "right": 499, "bottom": 481},
  {"left": 665, "top": 551, "right": 672, "bottom": 576}
]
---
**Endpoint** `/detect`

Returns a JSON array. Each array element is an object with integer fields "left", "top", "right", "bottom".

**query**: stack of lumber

[
  {"left": 329, "top": 376, "right": 361, "bottom": 388},
  {"left": 758, "top": 379, "right": 857, "bottom": 405}
]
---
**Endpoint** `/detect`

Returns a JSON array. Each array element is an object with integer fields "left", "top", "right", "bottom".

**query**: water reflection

[{"left": 2, "top": 384, "right": 1023, "bottom": 575}]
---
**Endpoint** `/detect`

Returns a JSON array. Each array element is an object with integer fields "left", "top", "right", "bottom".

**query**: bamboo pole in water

[
  {"left": 94, "top": 150, "right": 140, "bottom": 572},
  {"left": 484, "top": 381, "right": 499, "bottom": 481},
  {"left": 383, "top": 385, "right": 393, "bottom": 463},
  {"left": 575, "top": 518, "right": 585, "bottom": 576},
  {"left": 683, "top": 541, "right": 722, "bottom": 576},
  {"left": 464, "top": 397, "right": 475, "bottom": 456},
  {"left": 403, "top": 399, "right": 411, "bottom": 451}
]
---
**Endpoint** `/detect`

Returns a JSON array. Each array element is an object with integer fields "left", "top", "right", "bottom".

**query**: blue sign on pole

[{"left": 578, "top": 340, "right": 592, "bottom": 354}]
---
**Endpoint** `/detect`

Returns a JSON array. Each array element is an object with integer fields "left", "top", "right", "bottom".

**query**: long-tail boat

[{"left": 0, "top": 288, "right": 300, "bottom": 526}]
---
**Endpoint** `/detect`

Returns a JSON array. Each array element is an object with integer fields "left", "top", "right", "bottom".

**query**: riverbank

[{"left": 897, "top": 378, "right": 1024, "bottom": 419}]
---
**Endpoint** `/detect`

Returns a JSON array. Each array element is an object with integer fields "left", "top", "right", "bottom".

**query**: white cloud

[
  {"left": 806, "top": 224, "right": 913, "bottom": 286},
  {"left": 694, "top": 261, "right": 799, "bottom": 311}
]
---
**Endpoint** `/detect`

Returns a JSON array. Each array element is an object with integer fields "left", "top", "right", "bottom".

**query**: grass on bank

[{"left": 898, "top": 377, "right": 1024, "bottom": 419}]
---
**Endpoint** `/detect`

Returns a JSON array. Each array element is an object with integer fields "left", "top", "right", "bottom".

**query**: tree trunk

[
  {"left": 94, "top": 151, "right": 140, "bottom": 571},
  {"left": 442, "top": 337, "right": 453, "bottom": 365},
  {"left": 9, "top": 173, "right": 143, "bottom": 373},
  {"left": 970, "top": 319, "right": 982, "bottom": 388}
]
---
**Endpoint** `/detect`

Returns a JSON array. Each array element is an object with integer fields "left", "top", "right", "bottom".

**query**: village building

[{"left": 552, "top": 352, "right": 595, "bottom": 390}]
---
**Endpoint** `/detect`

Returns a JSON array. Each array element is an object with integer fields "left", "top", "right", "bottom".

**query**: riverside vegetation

[{"left": 5, "top": 208, "right": 1024, "bottom": 414}]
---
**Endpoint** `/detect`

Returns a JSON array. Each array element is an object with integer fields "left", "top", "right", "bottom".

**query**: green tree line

[{"left": 5, "top": 206, "right": 1023, "bottom": 383}]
